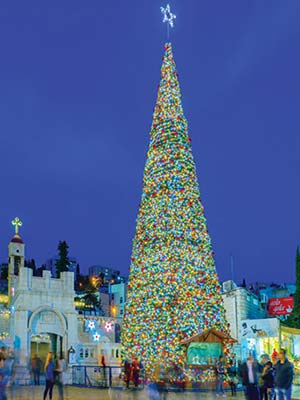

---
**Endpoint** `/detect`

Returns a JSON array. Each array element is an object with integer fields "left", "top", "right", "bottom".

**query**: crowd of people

[
  {"left": 0, "top": 345, "right": 295, "bottom": 400},
  {"left": 0, "top": 348, "right": 67, "bottom": 400},
  {"left": 215, "top": 348, "right": 294, "bottom": 400},
  {"left": 120, "top": 347, "right": 295, "bottom": 400}
]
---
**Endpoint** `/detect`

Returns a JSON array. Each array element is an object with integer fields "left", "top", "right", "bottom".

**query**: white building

[
  {"left": 8, "top": 231, "right": 78, "bottom": 381},
  {"left": 109, "top": 282, "right": 126, "bottom": 319},
  {"left": 221, "top": 280, "right": 266, "bottom": 356},
  {"left": 5, "top": 221, "right": 121, "bottom": 384}
]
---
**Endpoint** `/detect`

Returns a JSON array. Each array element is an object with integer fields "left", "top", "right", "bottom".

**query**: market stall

[
  {"left": 181, "top": 328, "right": 236, "bottom": 387},
  {"left": 241, "top": 318, "right": 300, "bottom": 362},
  {"left": 241, "top": 318, "right": 280, "bottom": 360}
]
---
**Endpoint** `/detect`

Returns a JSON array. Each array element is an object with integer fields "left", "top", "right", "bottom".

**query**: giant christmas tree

[{"left": 122, "top": 43, "right": 229, "bottom": 373}]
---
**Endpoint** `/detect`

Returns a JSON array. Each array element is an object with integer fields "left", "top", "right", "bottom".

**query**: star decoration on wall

[
  {"left": 87, "top": 320, "right": 96, "bottom": 330},
  {"left": 161, "top": 4, "right": 176, "bottom": 28},
  {"left": 93, "top": 332, "right": 100, "bottom": 342},
  {"left": 104, "top": 321, "right": 113, "bottom": 332}
]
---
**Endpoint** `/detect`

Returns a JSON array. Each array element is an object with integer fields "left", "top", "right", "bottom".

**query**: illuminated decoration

[
  {"left": 121, "top": 43, "right": 229, "bottom": 377},
  {"left": 31, "top": 333, "right": 51, "bottom": 342},
  {"left": 0, "top": 332, "right": 10, "bottom": 340},
  {"left": 78, "top": 315, "right": 115, "bottom": 326},
  {"left": 87, "top": 320, "right": 96, "bottom": 331},
  {"left": 11, "top": 217, "right": 23, "bottom": 235},
  {"left": 0, "top": 296, "right": 9, "bottom": 305},
  {"left": 93, "top": 332, "right": 101, "bottom": 342},
  {"left": 104, "top": 321, "right": 113, "bottom": 332},
  {"left": 161, "top": 4, "right": 176, "bottom": 28}
]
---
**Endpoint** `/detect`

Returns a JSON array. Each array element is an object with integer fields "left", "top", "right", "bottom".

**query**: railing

[{"left": 72, "top": 365, "right": 144, "bottom": 389}]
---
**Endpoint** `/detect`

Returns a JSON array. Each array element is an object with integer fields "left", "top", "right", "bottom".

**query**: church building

[{"left": 1, "top": 218, "right": 121, "bottom": 383}]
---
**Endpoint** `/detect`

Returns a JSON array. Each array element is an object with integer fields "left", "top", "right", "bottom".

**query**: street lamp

[{"left": 110, "top": 305, "right": 117, "bottom": 317}]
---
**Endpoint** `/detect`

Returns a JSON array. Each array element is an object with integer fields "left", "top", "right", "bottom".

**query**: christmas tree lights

[{"left": 121, "top": 43, "right": 229, "bottom": 377}]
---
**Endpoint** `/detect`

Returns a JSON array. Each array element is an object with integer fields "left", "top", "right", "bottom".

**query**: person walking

[
  {"left": 227, "top": 360, "right": 238, "bottom": 396},
  {"left": 274, "top": 349, "right": 293, "bottom": 400},
  {"left": 131, "top": 357, "right": 141, "bottom": 388},
  {"left": 0, "top": 352, "right": 9, "bottom": 400},
  {"left": 55, "top": 354, "right": 66, "bottom": 400},
  {"left": 261, "top": 361, "right": 275, "bottom": 400},
  {"left": 216, "top": 355, "right": 227, "bottom": 397},
  {"left": 124, "top": 359, "right": 132, "bottom": 389},
  {"left": 43, "top": 352, "right": 55, "bottom": 400},
  {"left": 241, "top": 355, "right": 260, "bottom": 400},
  {"left": 100, "top": 352, "right": 107, "bottom": 387},
  {"left": 31, "top": 354, "right": 42, "bottom": 385}
]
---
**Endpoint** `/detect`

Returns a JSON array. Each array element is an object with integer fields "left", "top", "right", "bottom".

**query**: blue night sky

[{"left": 0, "top": 1, "right": 300, "bottom": 284}]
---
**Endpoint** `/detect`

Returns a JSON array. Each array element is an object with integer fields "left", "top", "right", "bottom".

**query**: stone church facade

[{"left": 3, "top": 222, "right": 121, "bottom": 382}]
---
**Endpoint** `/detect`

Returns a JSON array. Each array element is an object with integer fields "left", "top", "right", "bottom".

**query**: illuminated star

[
  {"left": 87, "top": 320, "right": 95, "bottom": 330},
  {"left": 93, "top": 332, "right": 100, "bottom": 342},
  {"left": 105, "top": 321, "right": 113, "bottom": 332},
  {"left": 160, "top": 4, "right": 176, "bottom": 28}
]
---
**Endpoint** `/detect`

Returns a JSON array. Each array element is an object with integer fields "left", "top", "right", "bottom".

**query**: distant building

[
  {"left": 88, "top": 265, "right": 126, "bottom": 284},
  {"left": 109, "top": 283, "right": 126, "bottom": 319},
  {"left": 221, "top": 280, "right": 266, "bottom": 345}
]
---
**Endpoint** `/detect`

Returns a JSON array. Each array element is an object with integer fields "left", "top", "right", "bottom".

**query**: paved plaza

[{"left": 2, "top": 385, "right": 300, "bottom": 400}]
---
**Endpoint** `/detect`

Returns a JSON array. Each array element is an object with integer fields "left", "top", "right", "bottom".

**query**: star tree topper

[{"left": 161, "top": 4, "right": 176, "bottom": 37}]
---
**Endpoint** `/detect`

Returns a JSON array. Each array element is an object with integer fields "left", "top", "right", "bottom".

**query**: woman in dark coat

[{"left": 261, "top": 361, "right": 275, "bottom": 400}]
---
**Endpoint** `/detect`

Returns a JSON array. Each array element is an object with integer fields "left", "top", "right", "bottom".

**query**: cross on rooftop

[{"left": 12, "top": 217, "right": 22, "bottom": 235}]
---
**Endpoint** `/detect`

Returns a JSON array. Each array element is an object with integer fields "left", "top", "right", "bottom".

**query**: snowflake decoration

[
  {"left": 93, "top": 332, "right": 101, "bottom": 342},
  {"left": 104, "top": 321, "right": 113, "bottom": 332},
  {"left": 87, "top": 320, "right": 96, "bottom": 330},
  {"left": 161, "top": 4, "right": 176, "bottom": 28}
]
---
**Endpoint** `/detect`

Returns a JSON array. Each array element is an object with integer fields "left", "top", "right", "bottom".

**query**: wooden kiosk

[{"left": 181, "top": 328, "right": 236, "bottom": 387}]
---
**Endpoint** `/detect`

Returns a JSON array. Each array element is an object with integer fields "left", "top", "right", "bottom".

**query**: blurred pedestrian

[
  {"left": 241, "top": 355, "right": 260, "bottom": 400},
  {"left": 31, "top": 354, "right": 42, "bottom": 385},
  {"left": 274, "top": 349, "right": 293, "bottom": 400},
  {"left": 124, "top": 359, "right": 131, "bottom": 389},
  {"left": 227, "top": 360, "right": 237, "bottom": 396},
  {"left": 100, "top": 352, "right": 108, "bottom": 387},
  {"left": 55, "top": 354, "right": 66, "bottom": 400},
  {"left": 132, "top": 357, "right": 141, "bottom": 388},
  {"left": 216, "top": 355, "right": 227, "bottom": 397},
  {"left": 0, "top": 352, "right": 8, "bottom": 400},
  {"left": 43, "top": 352, "right": 55, "bottom": 400}
]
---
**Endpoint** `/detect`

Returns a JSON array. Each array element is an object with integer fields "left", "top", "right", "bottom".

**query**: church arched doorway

[{"left": 28, "top": 307, "right": 67, "bottom": 365}]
